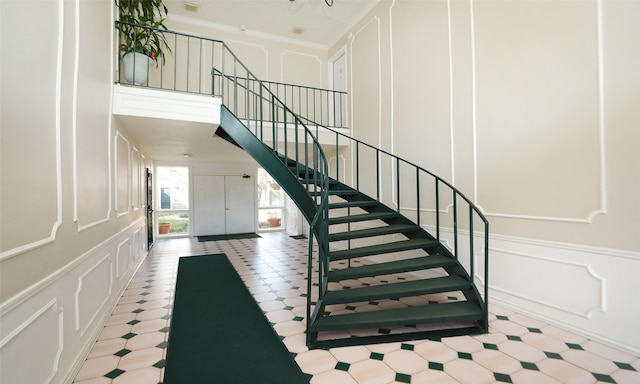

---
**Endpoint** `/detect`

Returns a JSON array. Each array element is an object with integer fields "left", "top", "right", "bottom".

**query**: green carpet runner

[{"left": 163, "top": 254, "right": 309, "bottom": 384}]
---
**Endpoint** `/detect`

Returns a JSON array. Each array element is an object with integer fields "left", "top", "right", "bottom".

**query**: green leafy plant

[{"left": 115, "top": 0, "right": 171, "bottom": 66}]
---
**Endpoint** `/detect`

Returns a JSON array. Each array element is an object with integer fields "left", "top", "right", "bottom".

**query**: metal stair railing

[
  {"left": 297, "top": 111, "right": 491, "bottom": 330},
  {"left": 114, "top": 23, "right": 490, "bottom": 336},
  {"left": 211, "top": 42, "right": 334, "bottom": 342},
  {"left": 114, "top": 21, "right": 347, "bottom": 129},
  {"left": 114, "top": 22, "right": 333, "bottom": 338},
  {"left": 212, "top": 69, "right": 348, "bottom": 129},
  {"left": 209, "top": 68, "right": 491, "bottom": 333}
]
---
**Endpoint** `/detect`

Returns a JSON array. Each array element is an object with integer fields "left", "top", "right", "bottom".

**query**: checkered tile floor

[{"left": 73, "top": 233, "right": 640, "bottom": 383}]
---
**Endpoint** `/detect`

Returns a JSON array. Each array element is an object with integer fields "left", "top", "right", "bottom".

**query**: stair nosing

[
  {"left": 329, "top": 238, "right": 437, "bottom": 260},
  {"left": 328, "top": 211, "right": 398, "bottom": 225},
  {"left": 323, "top": 275, "right": 471, "bottom": 305},
  {"left": 309, "top": 301, "right": 483, "bottom": 332},
  {"left": 328, "top": 255, "right": 455, "bottom": 281},
  {"left": 329, "top": 224, "right": 420, "bottom": 241}
]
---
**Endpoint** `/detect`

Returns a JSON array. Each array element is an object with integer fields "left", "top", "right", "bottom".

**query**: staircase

[
  {"left": 114, "top": 25, "right": 489, "bottom": 349},
  {"left": 217, "top": 96, "right": 489, "bottom": 348}
]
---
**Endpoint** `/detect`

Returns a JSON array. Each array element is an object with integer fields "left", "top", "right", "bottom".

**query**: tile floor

[{"left": 73, "top": 232, "right": 640, "bottom": 384}]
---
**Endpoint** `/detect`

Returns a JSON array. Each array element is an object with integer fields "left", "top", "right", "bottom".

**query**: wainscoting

[
  {"left": 331, "top": 220, "right": 640, "bottom": 356},
  {"left": 0, "top": 218, "right": 148, "bottom": 384}
]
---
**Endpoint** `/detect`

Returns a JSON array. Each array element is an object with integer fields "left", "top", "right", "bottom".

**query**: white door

[
  {"left": 225, "top": 175, "right": 255, "bottom": 234},
  {"left": 331, "top": 50, "right": 347, "bottom": 127},
  {"left": 193, "top": 175, "right": 255, "bottom": 236},
  {"left": 193, "top": 175, "right": 225, "bottom": 236},
  {"left": 285, "top": 194, "right": 302, "bottom": 236}
]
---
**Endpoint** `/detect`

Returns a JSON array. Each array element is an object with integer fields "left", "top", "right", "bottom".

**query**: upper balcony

[{"left": 113, "top": 22, "right": 349, "bottom": 161}]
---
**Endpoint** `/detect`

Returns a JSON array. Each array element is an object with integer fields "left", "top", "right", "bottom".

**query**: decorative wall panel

[{"left": 75, "top": 254, "right": 112, "bottom": 336}]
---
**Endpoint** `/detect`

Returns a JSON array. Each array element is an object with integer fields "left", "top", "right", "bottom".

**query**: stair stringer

[{"left": 217, "top": 106, "right": 319, "bottom": 224}]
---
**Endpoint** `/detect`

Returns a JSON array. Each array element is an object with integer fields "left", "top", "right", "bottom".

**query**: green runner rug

[{"left": 163, "top": 254, "right": 309, "bottom": 384}]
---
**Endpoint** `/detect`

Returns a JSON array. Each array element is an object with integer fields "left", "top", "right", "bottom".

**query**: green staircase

[
  {"left": 115, "top": 24, "right": 490, "bottom": 348},
  {"left": 218, "top": 102, "right": 489, "bottom": 348}
]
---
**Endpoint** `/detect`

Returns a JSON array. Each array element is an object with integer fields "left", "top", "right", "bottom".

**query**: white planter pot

[{"left": 122, "top": 52, "right": 154, "bottom": 86}]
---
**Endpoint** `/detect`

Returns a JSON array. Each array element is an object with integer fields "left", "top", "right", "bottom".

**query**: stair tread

[
  {"left": 328, "top": 211, "right": 398, "bottom": 225},
  {"left": 329, "top": 224, "right": 420, "bottom": 242},
  {"left": 327, "top": 189, "right": 359, "bottom": 196},
  {"left": 328, "top": 200, "right": 379, "bottom": 209},
  {"left": 310, "top": 301, "right": 484, "bottom": 332},
  {"left": 323, "top": 275, "right": 471, "bottom": 305},
  {"left": 328, "top": 255, "right": 456, "bottom": 281},
  {"left": 329, "top": 238, "right": 437, "bottom": 260}
]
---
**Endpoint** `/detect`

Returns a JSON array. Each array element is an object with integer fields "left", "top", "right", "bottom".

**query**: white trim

[
  {"left": 0, "top": 217, "right": 147, "bottom": 317},
  {"left": 348, "top": 16, "right": 382, "bottom": 195},
  {"left": 115, "top": 131, "right": 132, "bottom": 218},
  {"left": 280, "top": 50, "right": 322, "bottom": 87},
  {"left": 473, "top": 0, "right": 607, "bottom": 223},
  {"left": 447, "top": 0, "right": 455, "bottom": 187},
  {"left": 0, "top": 0, "right": 63, "bottom": 261},
  {"left": 0, "top": 298, "right": 64, "bottom": 383},
  {"left": 470, "top": 0, "right": 479, "bottom": 205},
  {"left": 225, "top": 39, "right": 269, "bottom": 80},
  {"left": 389, "top": 0, "right": 397, "bottom": 209},
  {"left": 74, "top": 0, "right": 112, "bottom": 232}
]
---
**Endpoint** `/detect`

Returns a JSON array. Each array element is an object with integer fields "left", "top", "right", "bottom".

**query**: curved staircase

[
  {"left": 217, "top": 98, "right": 489, "bottom": 348},
  {"left": 113, "top": 24, "right": 490, "bottom": 349}
]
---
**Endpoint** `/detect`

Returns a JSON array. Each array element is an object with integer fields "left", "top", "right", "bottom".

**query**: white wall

[
  {"left": 165, "top": 14, "right": 328, "bottom": 89},
  {"left": 330, "top": 0, "right": 640, "bottom": 355},
  {"left": 1, "top": 1, "right": 152, "bottom": 382}
]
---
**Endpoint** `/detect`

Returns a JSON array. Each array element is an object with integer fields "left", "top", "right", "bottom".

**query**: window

[
  {"left": 257, "top": 168, "right": 283, "bottom": 230},
  {"left": 156, "top": 166, "right": 189, "bottom": 235}
]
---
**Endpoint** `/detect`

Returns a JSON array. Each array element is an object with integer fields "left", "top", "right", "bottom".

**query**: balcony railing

[{"left": 115, "top": 21, "right": 347, "bottom": 129}]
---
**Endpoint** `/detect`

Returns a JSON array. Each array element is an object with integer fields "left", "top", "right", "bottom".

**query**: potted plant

[
  {"left": 159, "top": 222, "right": 171, "bottom": 234},
  {"left": 266, "top": 211, "right": 281, "bottom": 228},
  {"left": 115, "top": 0, "right": 172, "bottom": 85}
]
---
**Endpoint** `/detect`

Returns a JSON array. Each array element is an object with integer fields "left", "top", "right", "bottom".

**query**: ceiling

[
  {"left": 121, "top": 0, "right": 376, "bottom": 163},
  {"left": 164, "top": 0, "right": 378, "bottom": 46}
]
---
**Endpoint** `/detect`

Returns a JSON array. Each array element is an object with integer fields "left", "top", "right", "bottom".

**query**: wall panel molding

[
  {"left": 75, "top": 254, "right": 113, "bottom": 336},
  {"left": 491, "top": 247, "right": 606, "bottom": 318},
  {"left": 73, "top": 0, "right": 112, "bottom": 232},
  {"left": 472, "top": 0, "right": 607, "bottom": 223},
  {"left": 420, "top": 226, "right": 638, "bottom": 354},
  {"left": 115, "top": 131, "right": 131, "bottom": 217},
  {"left": 0, "top": 299, "right": 64, "bottom": 384},
  {"left": 0, "top": 0, "right": 63, "bottom": 261},
  {"left": 349, "top": 16, "right": 382, "bottom": 199},
  {"left": 280, "top": 50, "right": 323, "bottom": 87},
  {"left": 389, "top": 0, "right": 456, "bottom": 209},
  {"left": 115, "top": 238, "right": 132, "bottom": 280},
  {"left": 0, "top": 217, "right": 147, "bottom": 382},
  {"left": 225, "top": 39, "right": 269, "bottom": 80}
]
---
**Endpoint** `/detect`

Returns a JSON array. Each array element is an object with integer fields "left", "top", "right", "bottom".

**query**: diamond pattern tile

[{"left": 72, "top": 233, "right": 640, "bottom": 384}]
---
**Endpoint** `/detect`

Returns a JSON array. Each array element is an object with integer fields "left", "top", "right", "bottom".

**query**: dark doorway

[{"left": 146, "top": 168, "right": 154, "bottom": 250}]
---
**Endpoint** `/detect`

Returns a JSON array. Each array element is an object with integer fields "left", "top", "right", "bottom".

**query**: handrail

[
  {"left": 212, "top": 36, "right": 333, "bottom": 339},
  {"left": 303, "top": 112, "right": 490, "bottom": 324},
  {"left": 214, "top": 68, "right": 490, "bottom": 325},
  {"left": 212, "top": 68, "right": 348, "bottom": 129}
]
